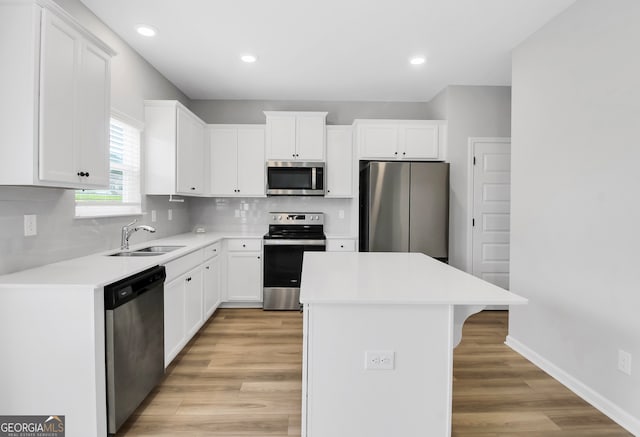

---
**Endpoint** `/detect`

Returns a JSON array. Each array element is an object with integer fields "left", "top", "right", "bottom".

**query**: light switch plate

[
  {"left": 151, "top": 210, "right": 157, "bottom": 222},
  {"left": 168, "top": 209, "right": 173, "bottom": 221}
]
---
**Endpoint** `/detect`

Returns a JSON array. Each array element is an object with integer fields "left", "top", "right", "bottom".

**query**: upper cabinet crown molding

[
  {"left": 264, "top": 111, "right": 327, "bottom": 161},
  {"left": 354, "top": 119, "right": 448, "bottom": 162},
  {"left": 0, "top": 0, "right": 114, "bottom": 189},
  {"left": 144, "top": 100, "right": 207, "bottom": 196}
]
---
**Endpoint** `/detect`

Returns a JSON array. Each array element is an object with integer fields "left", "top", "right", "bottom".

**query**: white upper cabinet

[
  {"left": 325, "top": 126, "right": 353, "bottom": 198},
  {"left": 355, "top": 120, "right": 447, "bottom": 161},
  {"left": 176, "top": 107, "right": 206, "bottom": 194},
  {"left": 209, "top": 125, "right": 266, "bottom": 197},
  {"left": 265, "top": 111, "right": 327, "bottom": 161},
  {"left": 0, "top": 2, "right": 114, "bottom": 188},
  {"left": 145, "top": 101, "right": 206, "bottom": 196}
]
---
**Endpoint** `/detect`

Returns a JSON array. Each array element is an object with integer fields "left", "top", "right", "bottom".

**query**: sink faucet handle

[{"left": 124, "top": 219, "right": 137, "bottom": 229}]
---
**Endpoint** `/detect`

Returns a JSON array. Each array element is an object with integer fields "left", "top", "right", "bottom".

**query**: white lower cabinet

[
  {"left": 183, "top": 266, "right": 204, "bottom": 339},
  {"left": 163, "top": 248, "right": 207, "bottom": 367},
  {"left": 163, "top": 274, "right": 186, "bottom": 367},
  {"left": 203, "top": 249, "right": 221, "bottom": 319},
  {"left": 326, "top": 238, "right": 357, "bottom": 252},
  {"left": 226, "top": 239, "right": 263, "bottom": 302}
]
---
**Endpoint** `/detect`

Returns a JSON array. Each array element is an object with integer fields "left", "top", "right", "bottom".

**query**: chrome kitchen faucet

[{"left": 121, "top": 219, "right": 156, "bottom": 250}]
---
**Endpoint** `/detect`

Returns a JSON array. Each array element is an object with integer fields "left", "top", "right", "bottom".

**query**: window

[{"left": 75, "top": 113, "right": 142, "bottom": 218}]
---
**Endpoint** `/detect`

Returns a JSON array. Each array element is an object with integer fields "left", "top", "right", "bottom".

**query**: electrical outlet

[
  {"left": 365, "top": 350, "right": 395, "bottom": 370},
  {"left": 338, "top": 209, "right": 345, "bottom": 219},
  {"left": 151, "top": 210, "right": 157, "bottom": 222},
  {"left": 24, "top": 214, "right": 37, "bottom": 236},
  {"left": 168, "top": 209, "right": 173, "bottom": 221},
  {"left": 618, "top": 350, "right": 632, "bottom": 375}
]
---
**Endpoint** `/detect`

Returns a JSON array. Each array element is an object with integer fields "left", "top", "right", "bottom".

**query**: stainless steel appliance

[
  {"left": 104, "top": 266, "right": 166, "bottom": 435},
  {"left": 266, "top": 161, "right": 325, "bottom": 196},
  {"left": 263, "top": 212, "right": 326, "bottom": 309},
  {"left": 359, "top": 161, "right": 449, "bottom": 261}
]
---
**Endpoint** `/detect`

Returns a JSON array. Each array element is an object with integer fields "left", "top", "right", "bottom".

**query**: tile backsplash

[
  {"left": 188, "top": 197, "right": 355, "bottom": 236},
  {"left": 0, "top": 187, "right": 190, "bottom": 275}
]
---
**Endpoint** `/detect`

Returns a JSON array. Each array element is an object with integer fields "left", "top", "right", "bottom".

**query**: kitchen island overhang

[{"left": 299, "top": 252, "right": 527, "bottom": 437}]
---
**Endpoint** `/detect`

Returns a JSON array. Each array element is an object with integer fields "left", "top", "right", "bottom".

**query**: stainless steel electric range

[{"left": 263, "top": 212, "right": 326, "bottom": 310}]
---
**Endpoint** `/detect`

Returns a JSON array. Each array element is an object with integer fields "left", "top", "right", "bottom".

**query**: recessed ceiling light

[
  {"left": 135, "top": 25, "right": 157, "bottom": 37},
  {"left": 409, "top": 56, "right": 426, "bottom": 66},
  {"left": 241, "top": 54, "right": 257, "bottom": 63}
]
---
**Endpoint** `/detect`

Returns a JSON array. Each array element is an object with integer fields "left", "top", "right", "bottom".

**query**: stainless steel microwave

[{"left": 266, "top": 161, "right": 325, "bottom": 196}]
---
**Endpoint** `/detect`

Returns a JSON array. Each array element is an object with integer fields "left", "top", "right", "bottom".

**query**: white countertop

[
  {"left": 0, "top": 232, "right": 263, "bottom": 288},
  {"left": 300, "top": 252, "right": 527, "bottom": 306}
]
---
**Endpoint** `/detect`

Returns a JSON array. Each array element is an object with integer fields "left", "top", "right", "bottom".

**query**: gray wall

[
  {"left": 509, "top": 0, "right": 640, "bottom": 433},
  {"left": 190, "top": 100, "right": 431, "bottom": 125},
  {"left": 426, "top": 86, "right": 512, "bottom": 271},
  {"left": 0, "top": 0, "right": 191, "bottom": 275}
]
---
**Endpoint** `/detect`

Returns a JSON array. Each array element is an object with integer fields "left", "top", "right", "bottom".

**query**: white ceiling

[{"left": 79, "top": 0, "right": 575, "bottom": 102}]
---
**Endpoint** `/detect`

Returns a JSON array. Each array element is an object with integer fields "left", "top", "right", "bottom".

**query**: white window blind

[{"left": 75, "top": 115, "right": 142, "bottom": 218}]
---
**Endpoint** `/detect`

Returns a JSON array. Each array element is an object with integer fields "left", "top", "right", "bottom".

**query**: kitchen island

[{"left": 299, "top": 252, "right": 527, "bottom": 437}]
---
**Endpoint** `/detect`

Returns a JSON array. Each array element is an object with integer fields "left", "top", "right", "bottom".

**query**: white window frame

[{"left": 75, "top": 110, "right": 144, "bottom": 218}]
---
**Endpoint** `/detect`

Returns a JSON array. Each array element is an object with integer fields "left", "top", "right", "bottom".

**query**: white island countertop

[{"left": 300, "top": 252, "right": 527, "bottom": 306}]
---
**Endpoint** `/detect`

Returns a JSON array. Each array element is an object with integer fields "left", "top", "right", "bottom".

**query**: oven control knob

[
  {"left": 309, "top": 216, "right": 315, "bottom": 221},
  {"left": 315, "top": 215, "right": 320, "bottom": 220}
]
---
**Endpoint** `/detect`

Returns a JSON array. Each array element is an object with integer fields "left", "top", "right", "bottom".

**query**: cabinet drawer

[
  {"left": 203, "top": 241, "right": 222, "bottom": 260},
  {"left": 164, "top": 249, "right": 203, "bottom": 283},
  {"left": 326, "top": 239, "right": 356, "bottom": 252},
  {"left": 227, "top": 239, "right": 262, "bottom": 251}
]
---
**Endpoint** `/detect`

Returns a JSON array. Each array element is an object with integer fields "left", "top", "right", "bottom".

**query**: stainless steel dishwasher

[{"left": 104, "top": 265, "right": 166, "bottom": 435}]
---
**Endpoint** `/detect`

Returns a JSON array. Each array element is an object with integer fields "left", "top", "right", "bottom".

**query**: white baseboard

[
  {"left": 506, "top": 335, "right": 640, "bottom": 436},
  {"left": 219, "top": 302, "right": 263, "bottom": 309}
]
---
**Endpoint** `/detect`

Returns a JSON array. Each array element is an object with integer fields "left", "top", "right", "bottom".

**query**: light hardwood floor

[{"left": 117, "top": 309, "right": 631, "bottom": 437}]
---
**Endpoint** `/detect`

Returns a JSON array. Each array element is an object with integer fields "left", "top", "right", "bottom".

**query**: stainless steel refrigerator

[{"left": 359, "top": 161, "right": 449, "bottom": 261}]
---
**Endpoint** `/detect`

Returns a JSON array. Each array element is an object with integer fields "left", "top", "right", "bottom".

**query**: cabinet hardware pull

[
  {"left": 77, "top": 171, "right": 88, "bottom": 177},
  {"left": 257, "top": 256, "right": 261, "bottom": 259},
  {"left": 206, "top": 266, "right": 210, "bottom": 270},
  {"left": 394, "top": 152, "right": 398, "bottom": 155},
  {"left": 191, "top": 187, "right": 196, "bottom": 190},
  {"left": 186, "top": 277, "right": 192, "bottom": 282},
  {"left": 242, "top": 244, "right": 246, "bottom": 247}
]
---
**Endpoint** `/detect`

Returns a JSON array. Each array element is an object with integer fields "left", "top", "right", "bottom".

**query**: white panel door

[
  {"left": 78, "top": 42, "right": 110, "bottom": 188},
  {"left": 296, "top": 114, "right": 325, "bottom": 161},
  {"left": 227, "top": 252, "right": 262, "bottom": 301},
  {"left": 401, "top": 124, "right": 439, "bottom": 160},
  {"left": 472, "top": 140, "right": 511, "bottom": 294},
  {"left": 359, "top": 125, "right": 398, "bottom": 158},
  {"left": 209, "top": 127, "right": 238, "bottom": 195},
  {"left": 203, "top": 257, "right": 221, "bottom": 319},
  {"left": 164, "top": 276, "right": 185, "bottom": 367},
  {"left": 266, "top": 115, "right": 296, "bottom": 160},
  {"left": 39, "top": 10, "right": 81, "bottom": 184},
  {"left": 176, "top": 107, "right": 204, "bottom": 194},
  {"left": 326, "top": 126, "right": 353, "bottom": 197},
  {"left": 184, "top": 266, "right": 204, "bottom": 338},
  {"left": 237, "top": 126, "right": 266, "bottom": 196}
]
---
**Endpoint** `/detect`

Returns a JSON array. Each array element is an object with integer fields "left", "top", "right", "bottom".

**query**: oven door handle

[{"left": 263, "top": 239, "right": 326, "bottom": 246}]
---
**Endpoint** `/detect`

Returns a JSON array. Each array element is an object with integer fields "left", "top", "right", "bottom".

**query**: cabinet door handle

[
  {"left": 77, "top": 171, "right": 88, "bottom": 177},
  {"left": 205, "top": 266, "right": 210, "bottom": 270},
  {"left": 394, "top": 152, "right": 398, "bottom": 156},
  {"left": 242, "top": 244, "right": 246, "bottom": 248},
  {"left": 257, "top": 256, "right": 261, "bottom": 259},
  {"left": 340, "top": 245, "right": 344, "bottom": 248},
  {"left": 402, "top": 152, "right": 406, "bottom": 156},
  {"left": 186, "top": 277, "right": 192, "bottom": 282},
  {"left": 191, "top": 187, "right": 196, "bottom": 190}
]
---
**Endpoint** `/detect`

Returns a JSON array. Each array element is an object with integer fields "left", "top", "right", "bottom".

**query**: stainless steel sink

[
  {"left": 108, "top": 245, "right": 185, "bottom": 257},
  {"left": 109, "top": 251, "right": 164, "bottom": 257},
  {"left": 135, "top": 245, "right": 184, "bottom": 253}
]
